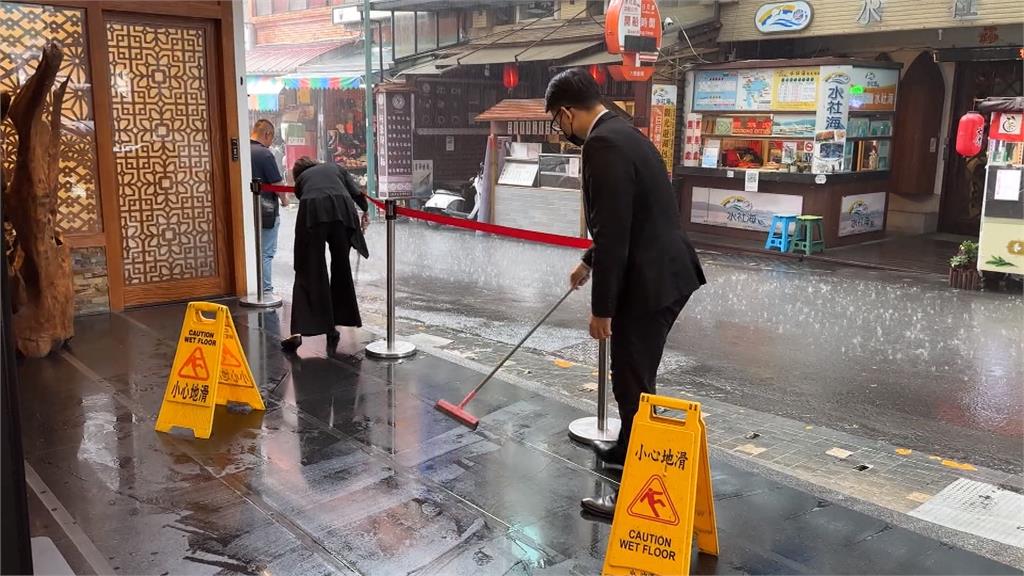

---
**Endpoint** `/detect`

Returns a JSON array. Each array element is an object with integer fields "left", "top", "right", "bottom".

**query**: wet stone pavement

[{"left": 17, "top": 302, "right": 1020, "bottom": 575}]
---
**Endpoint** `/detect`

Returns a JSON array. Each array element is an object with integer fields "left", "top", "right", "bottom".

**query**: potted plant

[{"left": 949, "top": 240, "right": 981, "bottom": 290}]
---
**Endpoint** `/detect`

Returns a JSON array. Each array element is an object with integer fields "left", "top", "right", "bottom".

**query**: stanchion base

[
  {"left": 568, "top": 416, "right": 621, "bottom": 445},
  {"left": 239, "top": 294, "right": 282, "bottom": 308},
  {"left": 365, "top": 339, "right": 416, "bottom": 359}
]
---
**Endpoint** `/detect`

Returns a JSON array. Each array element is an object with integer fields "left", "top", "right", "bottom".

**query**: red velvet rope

[{"left": 258, "top": 183, "right": 593, "bottom": 251}]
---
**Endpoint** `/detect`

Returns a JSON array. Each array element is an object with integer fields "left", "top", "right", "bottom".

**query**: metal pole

[
  {"left": 240, "top": 179, "right": 281, "bottom": 308},
  {"left": 366, "top": 200, "right": 416, "bottom": 359},
  {"left": 568, "top": 338, "right": 621, "bottom": 445},
  {"left": 362, "top": 0, "right": 376, "bottom": 201}
]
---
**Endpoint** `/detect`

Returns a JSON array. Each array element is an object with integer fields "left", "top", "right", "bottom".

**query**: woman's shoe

[
  {"left": 281, "top": 334, "right": 302, "bottom": 352},
  {"left": 326, "top": 329, "right": 341, "bottom": 346}
]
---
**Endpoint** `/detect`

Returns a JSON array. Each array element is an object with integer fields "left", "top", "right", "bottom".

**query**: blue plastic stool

[{"left": 764, "top": 214, "right": 798, "bottom": 252}]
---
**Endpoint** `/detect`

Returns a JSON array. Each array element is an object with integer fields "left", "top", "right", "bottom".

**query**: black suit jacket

[
  {"left": 294, "top": 162, "right": 369, "bottom": 257},
  {"left": 581, "top": 113, "right": 705, "bottom": 318}
]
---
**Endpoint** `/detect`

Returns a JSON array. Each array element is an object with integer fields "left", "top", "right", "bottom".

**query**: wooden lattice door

[{"left": 105, "top": 15, "right": 231, "bottom": 306}]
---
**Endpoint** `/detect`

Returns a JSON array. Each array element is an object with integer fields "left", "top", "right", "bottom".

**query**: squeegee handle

[{"left": 460, "top": 287, "right": 575, "bottom": 406}]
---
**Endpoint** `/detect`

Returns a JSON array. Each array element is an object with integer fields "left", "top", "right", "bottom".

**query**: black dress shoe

[
  {"left": 592, "top": 440, "right": 626, "bottom": 466},
  {"left": 281, "top": 334, "right": 302, "bottom": 352},
  {"left": 581, "top": 493, "right": 617, "bottom": 518}
]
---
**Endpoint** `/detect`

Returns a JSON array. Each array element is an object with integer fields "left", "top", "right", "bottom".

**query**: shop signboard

[
  {"left": 813, "top": 65, "right": 852, "bottom": 174},
  {"left": 736, "top": 69, "right": 774, "bottom": 110},
  {"left": 839, "top": 192, "right": 886, "bottom": 236},
  {"left": 693, "top": 70, "right": 738, "bottom": 111},
  {"left": 690, "top": 187, "right": 803, "bottom": 231},
  {"left": 731, "top": 115, "right": 773, "bottom": 136},
  {"left": 605, "top": 0, "right": 662, "bottom": 81},
  {"left": 377, "top": 90, "right": 415, "bottom": 199},
  {"left": 849, "top": 68, "right": 898, "bottom": 111},
  {"left": 990, "top": 112, "right": 1024, "bottom": 142},
  {"left": 771, "top": 67, "right": 819, "bottom": 111},
  {"left": 754, "top": 1, "right": 813, "bottom": 33},
  {"left": 682, "top": 113, "right": 703, "bottom": 167},
  {"left": 649, "top": 84, "right": 678, "bottom": 173}
]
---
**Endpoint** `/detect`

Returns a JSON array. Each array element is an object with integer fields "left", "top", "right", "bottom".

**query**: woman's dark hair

[
  {"left": 545, "top": 68, "right": 601, "bottom": 113},
  {"left": 292, "top": 156, "right": 317, "bottom": 181}
]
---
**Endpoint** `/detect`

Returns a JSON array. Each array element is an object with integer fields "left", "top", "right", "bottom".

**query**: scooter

[{"left": 423, "top": 164, "right": 482, "bottom": 222}]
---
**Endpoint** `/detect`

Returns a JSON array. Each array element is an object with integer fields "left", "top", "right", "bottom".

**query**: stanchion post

[
  {"left": 366, "top": 200, "right": 416, "bottom": 359},
  {"left": 568, "top": 338, "right": 621, "bottom": 444},
  {"left": 240, "top": 178, "right": 282, "bottom": 308}
]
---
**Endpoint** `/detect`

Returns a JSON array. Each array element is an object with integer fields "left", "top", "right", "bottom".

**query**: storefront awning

[
  {"left": 245, "top": 41, "right": 345, "bottom": 75},
  {"left": 475, "top": 99, "right": 550, "bottom": 123},
  {"left": 440, "top": 39, "right": 602, "bottom": 66},
  {"left": 278, "top": 73, "right": 364, "bottom": 90},
  {"left": 554, "top": 51, "right": 621, "bottom": 68}
]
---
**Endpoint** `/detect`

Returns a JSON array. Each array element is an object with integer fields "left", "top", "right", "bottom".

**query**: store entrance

[{"left": 939, "top": 59, "right": 1023, "bottom": 235}]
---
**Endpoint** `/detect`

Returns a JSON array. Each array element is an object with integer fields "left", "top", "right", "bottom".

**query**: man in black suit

[{"left": 546, "top": 69, "right": 706, "bottom": 518}]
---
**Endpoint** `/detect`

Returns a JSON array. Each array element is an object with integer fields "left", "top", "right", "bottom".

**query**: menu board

[
  {"left": 813, "top": 65, "right": 852, "bottom": 174},
  {"left": 772, "top": 68, "right": 819, "bottom": 111},
  {"left": 377, "top": 91, "right": 414, "bottom": 199},
  {"left": 693, "top": 70, "right": 738, "bottom": 111},
  {"left": 736, "top": 69, "right": 774, "bottom": 111}
]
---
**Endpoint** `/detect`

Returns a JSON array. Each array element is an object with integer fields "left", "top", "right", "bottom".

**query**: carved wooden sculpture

[{"left": 4, "top": 41, "right": 74, "bottom": 357}]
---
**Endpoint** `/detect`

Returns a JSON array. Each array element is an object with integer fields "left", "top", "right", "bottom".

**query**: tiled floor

[{"left": 14, "top": 301, "right": 1019, "bottom": 575}]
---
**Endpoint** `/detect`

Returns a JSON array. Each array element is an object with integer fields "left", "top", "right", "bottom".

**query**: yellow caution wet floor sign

[
  {"left": 603, "top": 394, "right": 718, "bottom": 575},
  {"left": 155, "top": 302, "right": 266, "bottom": 439}
]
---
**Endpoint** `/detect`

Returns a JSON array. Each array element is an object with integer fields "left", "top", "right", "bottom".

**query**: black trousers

[
  {"left": 290, "top": 221, "right": 361, "bottom": 336},
  {"left": 610, "top": 294, "right": 690, "bottom": 448}
]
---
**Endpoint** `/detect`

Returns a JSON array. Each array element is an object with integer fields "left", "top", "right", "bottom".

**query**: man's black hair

[
  {"left": 292, "top": 156, "right": 318, "bottom": 181},
  {"left": 545, "top": 68, "right": 601, "bottom": 113}
]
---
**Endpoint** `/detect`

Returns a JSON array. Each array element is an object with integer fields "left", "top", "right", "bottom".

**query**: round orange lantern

[
  {"left": 955, "top": 112, "right": 985, "bottom": 157},
  {"left": 502, "top": 63, "right": 519, "bottom": 90},
  {"left": 589, "top": 64, "right": 607, "bottom": 86}
]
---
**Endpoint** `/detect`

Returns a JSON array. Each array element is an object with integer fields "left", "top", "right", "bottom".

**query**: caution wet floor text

[
  {"left": 603, "top": 394, "right": 718, "bottom": 575},
  {"left": 155, "top": 302, "right": 265, "bottom": 439}
]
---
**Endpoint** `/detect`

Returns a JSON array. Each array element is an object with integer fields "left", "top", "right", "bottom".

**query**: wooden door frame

[{"left": 14, "top": 0, "right": 245, "bottom": 310}]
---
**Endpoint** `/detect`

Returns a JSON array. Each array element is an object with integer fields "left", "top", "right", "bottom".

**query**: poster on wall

[
  {"left": 682, "top": 113, "right": 702, "bottom": 167},
  {"left": 848, "top": 68, "right": 898, "bottom": 112},
  {"left": 813, "top": 65, "right": 852, "bottom": 174},
  {"left": 412, "top": 160, "right": 433, "bottom": 197},
  {"left": 771, "top": 67, "right": 819, "bottom": 111},
  {"left": 772, "top": 114, "right": 816, "bottom": 137},
  {"left": 736, "top": 69, "right": 775, "bottom": 110},
  {"left": 690, "top": 187, "right": 804, "bottom": 231},
  {"left": 377, "top": 91, "right": 415, "bottom": 199},
  {"left": 839, "top": 192, "right": 886, "bottom": 236},
  {"left": 649, "top": 84, "right": 678, "bottom": 173},
  {"left": 693, "top": 70, "right": 738, "bottom": 111}
]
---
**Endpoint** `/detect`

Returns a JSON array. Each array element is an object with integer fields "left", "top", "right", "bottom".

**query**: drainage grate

[{"left": 909, "top": 478, "right": 1024, "bottom": 548}]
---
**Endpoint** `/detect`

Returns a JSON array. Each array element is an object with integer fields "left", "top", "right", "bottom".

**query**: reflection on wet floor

[{"left": 16, "top": 303, "right": 1018, "bottom": 575}]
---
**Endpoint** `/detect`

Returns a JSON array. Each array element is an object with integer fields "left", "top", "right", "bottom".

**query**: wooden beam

[
  {"left": 220, "top": 1, "right": 249, "bottom": 298},
  {"left": 85, "top": 4, "right": 126, "bottom": 312},
  {"left": 65, "top": 233, "right": 106, "bottom": 248}
]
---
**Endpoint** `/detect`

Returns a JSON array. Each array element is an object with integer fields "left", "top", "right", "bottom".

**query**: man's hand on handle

[
  {"left": 589, "top": 315, "right": 612, "bottom": 340},
  {"left": 570, "top": 262, "right": 591, "bottom": 290}
]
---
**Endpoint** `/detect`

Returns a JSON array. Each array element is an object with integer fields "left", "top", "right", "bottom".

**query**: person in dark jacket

[
  {"left": 545, "top": 69, "right": 706, "bottom": 518},
  {"left": 281, "top": 157, "right": 370, "bottom": 351}
]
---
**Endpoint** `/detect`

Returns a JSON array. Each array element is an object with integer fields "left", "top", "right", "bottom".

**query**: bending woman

[{"left": 282, "top": 157, "right": 369, "bottom": 351}]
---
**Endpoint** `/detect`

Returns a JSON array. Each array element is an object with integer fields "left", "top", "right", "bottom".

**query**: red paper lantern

[
  {"left": 502, "top": 63, "right": 519, "bottom": 90},
  {"left": 589, "top": 64, "right": 607, "bottom": 86},
  {"left": 955, "top": 112, "right": 985, "bottom": 157}
]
